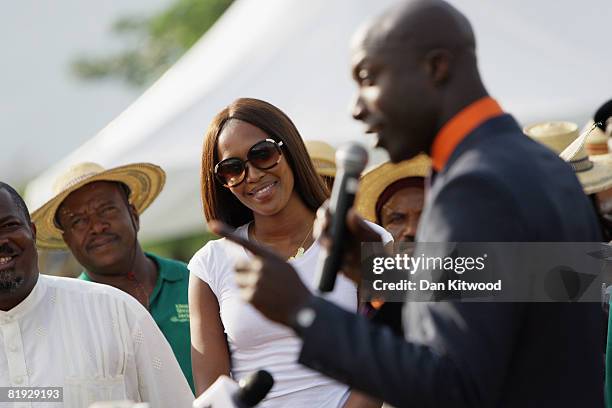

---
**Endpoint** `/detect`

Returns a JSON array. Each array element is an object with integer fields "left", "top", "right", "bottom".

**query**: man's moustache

[{"left": 0, "top": 242, "right": 17, "bottom": 257}]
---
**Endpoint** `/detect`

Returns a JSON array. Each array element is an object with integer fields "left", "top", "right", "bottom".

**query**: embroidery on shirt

[
  {"left": 134, "top": 329, "right": 145, "bottom": 345},
  {"left": 169, "top": 304, "right": 189, "bottom": 323},
  {"left": 152, "top": 357, "right": 163, "bottom": 370},
  {"left": 35, "top": 326, "right": 46, "bottom": 338}
]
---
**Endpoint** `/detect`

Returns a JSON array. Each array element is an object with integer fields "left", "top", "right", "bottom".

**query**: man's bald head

[
  {"left": 353, "top": 0, "right": 475, "bottom": 57},
  {"left": 350, "top": 0, "right": 487, "bottom": 162}
]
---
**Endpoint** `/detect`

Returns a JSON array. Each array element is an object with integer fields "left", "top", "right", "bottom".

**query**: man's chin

[
  {"left": 85, "top": 242, "right": 124, "bottom": 265},
  {"left": 376, "top": 131, "right": 420, "bottom": 163},
  {"left": 84, "top": 251, "right": 132, "bottom": 275},
  {"left": 0, "top": 270, "right": 24, "bottom": 292},
  {"left": 89, "top": 258, "right": 124, "bottom": 274},
  {"left": 388, "top": 147, "right": 417, "bottom": 163},
  {"left": 389, "top": 144, "right": 424, "bottom": 163},
  {"left": 388, "top": 150, "right": 405, "bottom": 163}
]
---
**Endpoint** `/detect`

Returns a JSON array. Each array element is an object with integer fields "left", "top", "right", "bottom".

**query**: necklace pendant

[{"left": 289, "top": 246, "right": 305, "bottom": 261}]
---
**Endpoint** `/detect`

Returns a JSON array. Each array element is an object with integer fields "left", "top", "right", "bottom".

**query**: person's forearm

[
  {"left": 296, "top": 297, "right": 476, "bottom": 407},
  {"left": 191, "top": 345, "right": 231, "bottom": 396}
]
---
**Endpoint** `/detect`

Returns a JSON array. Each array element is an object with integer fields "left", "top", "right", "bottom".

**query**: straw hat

[
  {"left": 523, "top": 121, "right": 578, "bottom": 153},
  {"left": 581, "top": 120, "right": 612, "bottom": 167},
  {"left": 305, "top": 140, "right": 336, "bottom": 177},
  {"left": 524, "top": 121, "right": 612, "bottom": 194},
  {"left": 355, "top": 154, "right": 431, "bottom": 223},
  {"left": 584, "top": 120, "right": 610, "bottom": 156},
  {"left": 31, "top": 162, "right": 165, "bottom": 250}
]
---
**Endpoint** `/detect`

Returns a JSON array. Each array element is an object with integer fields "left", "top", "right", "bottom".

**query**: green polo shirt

[{"left": 79, "top": 252, "right": 194, "bottom": 392}]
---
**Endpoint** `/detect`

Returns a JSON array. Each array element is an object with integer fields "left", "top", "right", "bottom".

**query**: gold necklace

[
  {"left": 250, "top": 223, "right": 313, "bottom": 260},
  {"left": 289, "top": 225, "right": 314, "bottom": 260}
]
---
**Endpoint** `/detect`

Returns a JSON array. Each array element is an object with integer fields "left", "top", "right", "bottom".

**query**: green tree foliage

[{"left": 72, "top": 0, "right": 234, "bottom": 87}]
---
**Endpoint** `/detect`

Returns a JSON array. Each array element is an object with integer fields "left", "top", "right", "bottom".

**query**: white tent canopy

[{"left": 26, "top": 0, "right": 612, "bottom": 242}]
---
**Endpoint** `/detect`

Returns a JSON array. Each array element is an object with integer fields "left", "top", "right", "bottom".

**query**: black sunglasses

[{"left": 215, "top": 139, "right": 284, "bottom": 187}]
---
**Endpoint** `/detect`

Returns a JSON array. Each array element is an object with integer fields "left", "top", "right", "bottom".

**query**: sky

[{"left": 0, "top": 0, "right": 171, "bottom": 187}]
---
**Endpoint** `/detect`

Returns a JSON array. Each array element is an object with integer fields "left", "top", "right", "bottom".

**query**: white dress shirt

[{"left": 0, "top": 274, "right": 194, "bottom": 408}]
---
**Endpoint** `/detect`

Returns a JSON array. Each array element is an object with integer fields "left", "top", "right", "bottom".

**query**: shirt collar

[
  {"left": 0, "top": 274, "right": 47, "bottom": 323},
  {"left": 431, "top": 96, "right": 503, "bottom": 171},
  {"left": 146, "top": 252, "right": 183, "bottom": 283}
]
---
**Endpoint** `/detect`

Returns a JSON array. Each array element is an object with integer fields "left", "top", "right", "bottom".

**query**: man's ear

[
  {"left": 30, "top": 222, "right": 37, "bottom": 240},
  {"left": 129, "top": 204, "right": 140, "bottom": 232},
  {"left": 424, "top": 49, "right": 451, "bottom": 85}
]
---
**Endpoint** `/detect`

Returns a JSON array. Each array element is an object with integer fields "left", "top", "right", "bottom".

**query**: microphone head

[
  {"left": 594, "top": 99, "right": 612, "bottom": 130},
  {"left": 335, "top": 143, "right": 368, "bottom": 175},
  {"left": 236, "top": 370, "right": 274, "bottom": 407}
]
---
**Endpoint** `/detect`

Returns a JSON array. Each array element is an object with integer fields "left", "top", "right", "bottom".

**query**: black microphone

[
  {"left": 594, "top": 99, "right": 612, "bottom": 130},
  {"left": 193, "top": 369, "right": 274, "bottom": 408},
  {"left": 316, "top": 143, "right": 368, "bottom": 292},
  {"left": 233, "top": 370, "right": 274, "bottom": 408}
]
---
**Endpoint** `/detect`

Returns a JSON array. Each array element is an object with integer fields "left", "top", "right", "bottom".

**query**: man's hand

[
  {"left": 314, "top": 203, "right": 383, "bottom": 284},
  {"left": 209, "top": 220, "right": 313, "bottom": 327}
]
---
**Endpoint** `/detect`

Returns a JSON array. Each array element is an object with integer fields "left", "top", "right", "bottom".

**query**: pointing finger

[
  {"left": 235, "top": 259, "right": 262, "bottom": 275},
  {"left": 235, "top": 270, "right": 259, "bottom": 288},
  {"left": 346, "top": 208, "right": 381, "bottom": 242},
  {"left": 209, "top": 220, "right": 280, "bottom": 260}
]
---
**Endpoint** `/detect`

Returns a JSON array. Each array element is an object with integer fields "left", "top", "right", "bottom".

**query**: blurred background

[{"left": 2, "top": 0, "right": 611, "bottom": 276}]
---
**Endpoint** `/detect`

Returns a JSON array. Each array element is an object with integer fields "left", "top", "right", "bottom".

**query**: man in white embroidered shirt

[{"left": 0, "top": 182, "right": 194, "bottom": 407}]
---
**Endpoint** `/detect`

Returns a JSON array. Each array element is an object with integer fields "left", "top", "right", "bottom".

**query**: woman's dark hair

[{"left": 201, "top": 98, "right": 329, "bottom": 227}]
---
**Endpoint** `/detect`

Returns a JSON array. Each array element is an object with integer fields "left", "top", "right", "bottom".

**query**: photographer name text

[{"left": 372, "top": 279, "right": 502, "bottom": 291}]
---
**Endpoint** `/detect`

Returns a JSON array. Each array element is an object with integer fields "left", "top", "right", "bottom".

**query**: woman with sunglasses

[{"left": 188, "top": 98, "right": 382, "bottom": 407}]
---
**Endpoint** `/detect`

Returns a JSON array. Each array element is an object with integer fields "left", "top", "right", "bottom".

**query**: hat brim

[
  {"left": 311, "top": 158, "right": 336, "bottom": 177},
  {"left": 355, "top": 155, "right": 430, "bottom": 223},
  {"left": 317, "top": 168, "right": 336, "bottom": 177},
  {"left": 31, "top": 163, "right": 165, "bottom": 250},
  {"left": 590, "top": 153, "right": 612, "bottom": 163},
  {"left": 577, "top": 158, "right": 612, "bottom": 194}
]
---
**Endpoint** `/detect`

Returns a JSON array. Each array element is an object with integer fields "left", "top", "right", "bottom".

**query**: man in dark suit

[{"left": 210, "top": 0, "right": 604, "bottom": 406}]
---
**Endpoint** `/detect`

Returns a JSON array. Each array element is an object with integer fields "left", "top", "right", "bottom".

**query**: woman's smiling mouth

[{"left": 248, "top": 181, "right": 278, "bottom": 201}]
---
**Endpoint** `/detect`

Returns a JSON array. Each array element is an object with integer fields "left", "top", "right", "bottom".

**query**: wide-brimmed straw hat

[
  {"left": 523, "top": 121, "right": 579, "bottom": 153},
  {"left": 524, "top": 121, "right": 612, "bottom": 194},
  {"left": 584, "top": 120, "right": 610, "bottom": 156},
  {"left": 31, "top": 162, "right": 165, "bottom": 250},
  {"left": 305, "top": 140, "right": 336, "bottom": 177},
  {"left": 355, "top": 154, "right": 431, "bottom": 223}
]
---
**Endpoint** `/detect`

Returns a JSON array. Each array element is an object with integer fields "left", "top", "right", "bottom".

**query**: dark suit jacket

[{"left": 297, "top": 115, "right": 604, "bottom": 407}]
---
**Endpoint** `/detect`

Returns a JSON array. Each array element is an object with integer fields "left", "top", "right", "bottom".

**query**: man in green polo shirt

[{"left": 31, "top": 162, "right": 194, "bottom": 392}]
